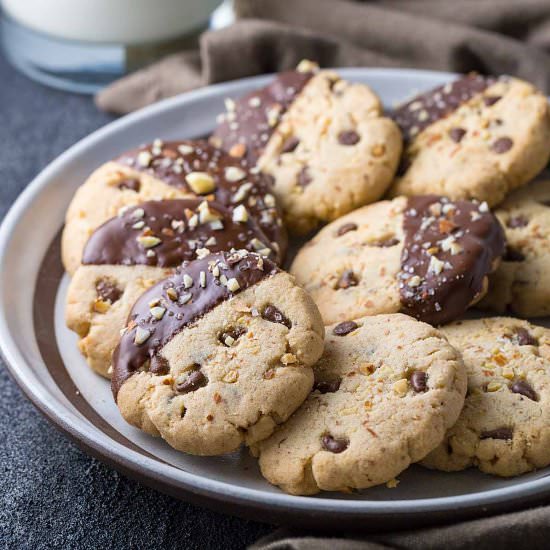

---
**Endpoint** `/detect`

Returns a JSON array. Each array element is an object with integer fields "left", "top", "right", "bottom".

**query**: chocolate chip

[
  {"left": 336, "top": 223, "right": 358, "bottom": 237},
  {"left": 507, "top": 216, "right": 528, "bottom": 229},
  {"left": 337, "top": 130, "right": 360, "bottom": 146},
  {"left": 503, "top": 247, "right": 525, "bottom": 262},
  {"left": 491, "top": 137, "right": 513, "bottom": 154},
  {"left": 449, "top": 127, "right": 466, "bottom": 143},
  {"left": 313, "top": 378, "right": 342, "bottom": 394},
  {"left": 481, "top": 428, "right": 513, "bottom": 440},
  {"left": 410, "top": 371, "right": 428, "bottom": 392},
  {"left": 281, "top": 136, "right": 300, "bottom": 153},
  {"left": 150, "top": 355, "right": 169, "bottom": 375},
  {"left": 297, "top": 166, "right": 312, "bottom": 187},
  {"left": 262, "top": 305, "right": 291, "bottom": 328},
  {"left": 336, "top": 270, "right": 358, "bottom": 289},
  {"left": 483, "top": 95, "right": 501, "bottom": 106},
  {"left": 176, "top": 369, "right": 207, "bottom": 394},
  {"left": 219, "top": 326, "right": 246, "bottom": 346},
  {"left": 96, "top": 279, "right": 122, "bottom": 304},
  {"left": 377, "top": 237, "right": 400, "bottom": 247},
  {"left": 117, "top": 178, "right": 141, "bottom": 192},
  {"left": 514, "top": 327, "right": 538, "bottom": 346},
  {"left": 332, "top": 321, "right": 358, "bottom": 336},
  {"left": 321, "top": 434, "right": 349, "bottom": 453},
  {"left": 511, "top": 380, "right": 538, "bottom": 401}
]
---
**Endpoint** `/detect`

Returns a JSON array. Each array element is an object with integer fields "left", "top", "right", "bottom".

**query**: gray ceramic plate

[{"left": 1, "top": 68, "right": 550, "bottom": 530}]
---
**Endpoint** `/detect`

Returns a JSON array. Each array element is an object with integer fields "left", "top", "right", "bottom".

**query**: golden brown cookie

[
  {"left": 211, "top": 61, "right": 402, "bottom": 234},
  {"left": 254, "top": 314, "right": 466, "bottom": 495},
  {"left": 479, "top": 178, "right": 550, "bottom": 317},
  {"left": 389, "top": 74, "right": 550, "bottom": 206},
  {"left": 423, "top": 317, "right": 550, "bottom": 477},
  {"left": 290, "top": 195, "right": 505, "bottom": 326},
  {"left": 113, "top": 250, "right": 325, "bottom": 456}
]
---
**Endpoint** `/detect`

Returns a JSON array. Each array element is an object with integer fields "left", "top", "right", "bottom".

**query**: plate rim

[{"left": 2, "top": 66, "right": 550, "bottom": 525}]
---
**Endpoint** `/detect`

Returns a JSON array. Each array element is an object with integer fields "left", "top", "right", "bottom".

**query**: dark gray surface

[{"left": 0, "top": 51, "right": 272, "bottom": 549}]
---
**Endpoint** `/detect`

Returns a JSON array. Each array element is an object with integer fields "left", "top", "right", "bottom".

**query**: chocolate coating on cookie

[
  {"left": 114, "top": 139, "right": 286, "bottom": 257},
  {"left": 210, "top": 70, "right": 314, "bottom": 164},
  {"left": 82, "top": 199, "right": 277, "bottom": 267},
  {"left": 112, "top": 251, "right": 278, "bottom": 397},
  {"left": 392, "top": 74, "right": 497, "bottom": 143},
  {"left": 399, "top": 196, "right": 505, "bottom": 325}
]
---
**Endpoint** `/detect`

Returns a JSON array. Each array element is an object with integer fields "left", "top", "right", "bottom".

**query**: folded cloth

[
  {"left": 95, "top": 0, "right": 550, "bottom": 114},
  {"left": 251, "top": 504, "right": 550, "bottom": 550}
]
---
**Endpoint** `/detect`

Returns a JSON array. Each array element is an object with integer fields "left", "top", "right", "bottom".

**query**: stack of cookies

[{"left": 63, "top": 60, "right": 550, "bottom": 495}]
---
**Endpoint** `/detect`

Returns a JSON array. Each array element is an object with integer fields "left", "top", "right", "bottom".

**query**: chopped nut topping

[
  {"left": 131, "top": 208, "right": 145, "bottom": 220},
  {"left": 428, "top": 255, "right": 445, "bottom": 275},
  {"left": 137, "top": 151, "right": 152, "bottom": 167},
  {"left": 225, "top": 166, "right": 246, "bottom": 182},
  {"left": 134, "top": 327, "right": 151, "bottom": 345},
  {"left": 137, "top": 235, "right": 162, "bottom": 249},
  {"left": 232, "top": 204, "right": 249, "bottom": 223},
  {"left": 185, "top": 172, "right": 216, "bottom": 194},
  {"left": 183, "top": 274, "right": 194, "bottom": 288},
  {"left": 231, "top": 182, "right": 254, "bottom": 203},
  {"left": 166, "top": 287, "right": 178, "bottom": 301},
  {"left": 226, "top": 278, "right": 240, "bottom": 292},
  {"left": 150, "top": 306, "right": 166, "bottom": 320},
  {"left": 177, "top": 144, "right": 194, "bottom": 155}
]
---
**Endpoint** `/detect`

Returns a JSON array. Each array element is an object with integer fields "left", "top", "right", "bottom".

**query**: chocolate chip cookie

[
  {"left": 254, "top": 314, "right": 466, "bottom": 495},
  {"left": 211, "top": 61, "right": 402, "bottom": 234},
  {"left": 478, "top": 178, "right": 550, "bottom": 317},
  {"left": 423, "top": 317, "right": 550, "bottom": 477},
  {"left": 61, "top": 139, "right": 285, "bottom": 274},
  {"left": 113, "top": 250, "right": 325, "bottom": 456},
  {"left": 66, "top": 199, "right": 277, "bottom": 377},
  {"left": 389, "top": 74, "right": 550, "bottom": 206},
  {"left": 290, "top": 195, "right": 505, "bottom": 326}
]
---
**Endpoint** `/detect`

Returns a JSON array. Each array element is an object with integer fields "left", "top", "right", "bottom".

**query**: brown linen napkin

[
  {"left": 251, "top": 504, "right": 550, "bottom": 549},
  {"left": 95, "top": 0, "right": 550, "bottom": 113},
  {"left": 96, "top": 0, "right": 550, "bottom": 114}
]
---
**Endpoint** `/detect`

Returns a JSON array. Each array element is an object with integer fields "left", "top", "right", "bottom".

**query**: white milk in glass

[{"left": 1, "top": 0, "right": 223, "bottom": 92}]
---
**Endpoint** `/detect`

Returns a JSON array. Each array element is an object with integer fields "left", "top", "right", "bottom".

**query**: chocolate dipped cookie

[
  {"left": 389, "top": 74, "right": 550, "bottom": 205},
  {"left": 112, "top": 250, "right": 325, "bottom": 456},
  {"left": 62, "top": 139, "right": 285, "bottom": 274},
  {"left": 66, "top": 199, "right": 277, "bottom": 377},
  {"left": 211, "top": 61, "right": 402, "bottom": 234},
  {"left": 290, "top": 195, "right": 505, "bottom": 326}
]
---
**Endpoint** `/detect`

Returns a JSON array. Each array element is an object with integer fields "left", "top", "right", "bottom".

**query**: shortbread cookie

[
  {"left": 113, "top": 250, "right": 325, "bottom": 456},
  {"left": 62, "top": 139, "right": 285, "bottom": 274},
  {"left": 290, "top": 195, "right": 505, "bottom": 326},
  {"left": 254, "top": 314, "right": 466, "bottom": 495},
  {"left": 211, "top": 61, "right": 402, "bottom": 234},
  {"left": 66, "top": 199, "right": 277, "bottom": 377},
  {"left": 423, "top": 317, "right": 550, "bottom": 477},
  {"left": 479, "top": 178, "right": 550, "bottom": 317},
  {"left": 389, "top": 74, "right": 550, "bottom": 206}
]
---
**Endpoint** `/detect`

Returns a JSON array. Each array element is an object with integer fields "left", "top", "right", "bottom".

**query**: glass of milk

[{"left": 0, "top": 0, "right": 225, "bottom": 93}]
